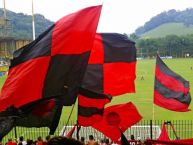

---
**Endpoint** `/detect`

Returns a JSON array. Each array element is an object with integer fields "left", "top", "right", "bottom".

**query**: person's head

[
  {"left": 46, "top": 135, "right": 51, "bottom": 142},
  {"left": 19, "top": 136, "right": 24, "bottom": 141},
  {"left": 105, "top": 138, "right": 109, "bottom": 144},
  {"left": 80, "top": 137, "right": 84, "bottom": 143},
  {"left": 100, "top": 139, "right": 104, "bottom": 143},
  {"left": 37, "top": 137, "right": 42, "bottom": 141},
  {"left": 48, "top": 136, "right": 83, "bottom": 145},
  {"left": 130, "top": 135, "right": 135, "bottom": 140},
  {"left": 88, "top": 135, "right": 94, "bottom": 141},
  {"left": 8, "top": 138, "right": 12, "bottom": 142}
]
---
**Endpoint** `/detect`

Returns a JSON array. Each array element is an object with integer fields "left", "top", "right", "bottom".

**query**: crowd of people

[{"left": 1, "top": 134, "right": 147, "bottom": 145}]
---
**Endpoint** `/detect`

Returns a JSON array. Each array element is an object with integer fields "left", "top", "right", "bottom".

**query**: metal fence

[{"left": 2, "top": 120, "right": 193, "bottom": 144}]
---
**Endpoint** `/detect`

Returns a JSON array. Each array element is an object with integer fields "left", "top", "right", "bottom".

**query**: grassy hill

[{"left": 141, "top": 23, "right": 193, "bottom": 38}]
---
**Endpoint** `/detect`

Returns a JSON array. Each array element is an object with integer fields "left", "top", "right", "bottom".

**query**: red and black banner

[
  {"left": 78, "top": 88, "right": 111, "bottom": 126},
  {"left": 81, "top": 33, "right": 136, "bottom": 96},
  {"left": 78, "top": 33, "right": 136, "bottom": 126},
  {"left": 0, "top": 5, "right": 102, "bottom": 112},
  {"left": 0, "top": 96, "right": 63, "bottom": 140},
  {"left": 154, "top": 55, "right": 191, "bottom": 112},
  {"left": 0, "top": 5, "right": 102, "bottom": 138}
]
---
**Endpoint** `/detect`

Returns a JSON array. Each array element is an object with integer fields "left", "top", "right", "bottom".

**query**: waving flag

[
  {"left": 0, "top": 97, "right": 63, "bottom": 140},
  {"left": 82, "top": 33, "right": 136, "bottom": 96},
  {"left": 0, "top": 5, "right": 102, "bottom": 112},
  {"left": 0, "top": 5, "right": 102, "bottom": 138},
  {"left": 78, "top": 88, "right": 111, "bottom": 126},
  {"left": 78, "top": 33, "right": 136, "bottom": 126},
  {"left": 154, "top": 55, "right": 191, "bottom": 112},
  {"left": 92, "top": 102, "right": 142, "bottom": 142}
]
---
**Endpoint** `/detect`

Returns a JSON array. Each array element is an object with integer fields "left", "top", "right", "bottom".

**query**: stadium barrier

[{"left": 2, "top": 120, "right": 193, "bottom": 143}]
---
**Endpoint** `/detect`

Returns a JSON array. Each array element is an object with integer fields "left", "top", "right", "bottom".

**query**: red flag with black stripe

[
  {"left": 154, "top": 55, "right": 191, "bottom": 112},
  {"left": 78, "top": 88, "right": 111, "bottom": 126},
  {"left": 0, "top": 5, "right": 102, "bottom": 138},
  {"left": 78, "top": 33, "right": 136, "bottom": 126}
]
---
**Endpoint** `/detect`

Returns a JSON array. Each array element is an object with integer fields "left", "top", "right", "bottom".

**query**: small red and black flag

[
  {"left": 78, "top": 33, "right": 136, "bottom": 126},
  {"left": 154, "top": 55, "right": 191, "bottom": 112},
  {"left": 78, "top": 88, "right": 112, "bottom": 126}
]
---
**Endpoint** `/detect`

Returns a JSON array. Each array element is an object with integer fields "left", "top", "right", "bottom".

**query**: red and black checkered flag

[
  {"left": 0, "top": 5, "right": 102, "bottom": 111},
  {"left": 0, "top": 5, "right": 102, "bottom": 138},
  {"left": 154, "top": 55, "right": 191, "bottom": 112},
  {"left": 78, "top": 33, "right": 136, "bottom": 126}
]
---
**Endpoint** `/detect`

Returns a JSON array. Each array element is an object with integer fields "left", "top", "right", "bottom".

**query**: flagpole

[
  {"left": 3, "top": 0, "right": 6, "bottom": 19},
  {"left": 62, "top": 104, "right": 75, "bottom": 136},
  {"left": 14, "top": 126, "right": 17, "bottom": 139},
  {"left": 152, "top": 103, "right": 155, "bottom": 122},
  {"left": 32, "top": 0, "right": 36, "bottom": 40}
]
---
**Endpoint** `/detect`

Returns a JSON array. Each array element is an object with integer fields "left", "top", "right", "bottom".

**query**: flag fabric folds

[
  {"left": 0, "top": 5, "right": 102, "bottom": 138},
  {"left": 81, "top": 33, "right": 136, "bottom": 96},
  {"left": 78, "top": 88, "right": 112, "bottom": 126},
  {"left": 158, "top": 124, "right": 170, "bottom": 141},
  {"left": 0, "top": 6, "right": 101, "bottom": 111},
  {"left": 78, "top": 33, "right": 136, "bottom": 126},
  {"left": 0, "top": 97, "right": 63, "bottom": 139},
  {"left": 92, "top": 102, "right": 142, "bottom": 142},
  {"left": 154, "top": 55, "right": 191, "bottom": 112},
  {"left": 0, "top": 5, "right": 102, "bottom": 111}
]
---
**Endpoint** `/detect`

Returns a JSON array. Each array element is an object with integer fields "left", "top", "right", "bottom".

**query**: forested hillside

[{"left": 0, "top": 8, "right": 54, "bottom": 39}]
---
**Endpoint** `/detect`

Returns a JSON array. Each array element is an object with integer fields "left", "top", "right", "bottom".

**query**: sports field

[{"left": 0, "top": 58, "right": 193, "bottom": 122}]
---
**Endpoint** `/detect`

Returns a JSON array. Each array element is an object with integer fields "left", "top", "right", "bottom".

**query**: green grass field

[
  {"left": 52, "top": 58, "right": 193, "bottom": 122},
  {"left": 0, "top": 58, "right": 193, "bottom": 122},
  {"left": 141, "top": 23, "right": 193, "bottom": 38}
]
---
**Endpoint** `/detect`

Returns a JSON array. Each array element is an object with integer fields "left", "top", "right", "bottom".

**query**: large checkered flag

[
  {"left": 78, "top": 33, "right": 136, "bottom": 126},
  {"left": 0, "top": 5, "right": 102, "bottom": 139}
]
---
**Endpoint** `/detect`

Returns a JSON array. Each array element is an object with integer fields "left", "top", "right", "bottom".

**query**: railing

[{"left": 2, "top": 120, "right": 193, "bottom": 144}]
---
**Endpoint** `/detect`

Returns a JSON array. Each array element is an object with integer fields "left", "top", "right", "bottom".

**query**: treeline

[
  {"left": 135, "top": 8, "right": 193, "bottom": 35},
  {"left": 0, "top": 8, "right": 54, "bottom": 39},
  {"left": 132, "top": 34, "right": 193, "bottom": 58}
]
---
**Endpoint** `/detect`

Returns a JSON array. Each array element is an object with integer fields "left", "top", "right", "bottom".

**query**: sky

[{"left": 1, "top": 0, "right": 193, "bottom": 34}]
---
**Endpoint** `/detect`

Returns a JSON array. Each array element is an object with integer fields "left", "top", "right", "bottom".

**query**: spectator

[
  {"left": 43, "top": 136, "right": 50, "bottom": 145},
  {"left": 36, "top": 137, "right": 43, "bottom": 145},
  {"left": 99, "top": 139, "right": 105, "bottom": 145},
  {"left": 18, "top": 136, "right": 27, "bottom": 145},
  {"left": 104, "top": 139, "right": 110, "bottom": 145},
  {"left": 130, "top": 135, "right": 136, "bottom": 145},
  {"left": 86, "top": 135, "right": 98, "bottom": 145},
  {"left": 47, "top": 136, "right": 83, "bottom": 145},
  {"left": 80, "top": 137, "right": 85, "bottom": 145},
  {"left": 26, "top": 139, "right": 33, "bottom": 145}
]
